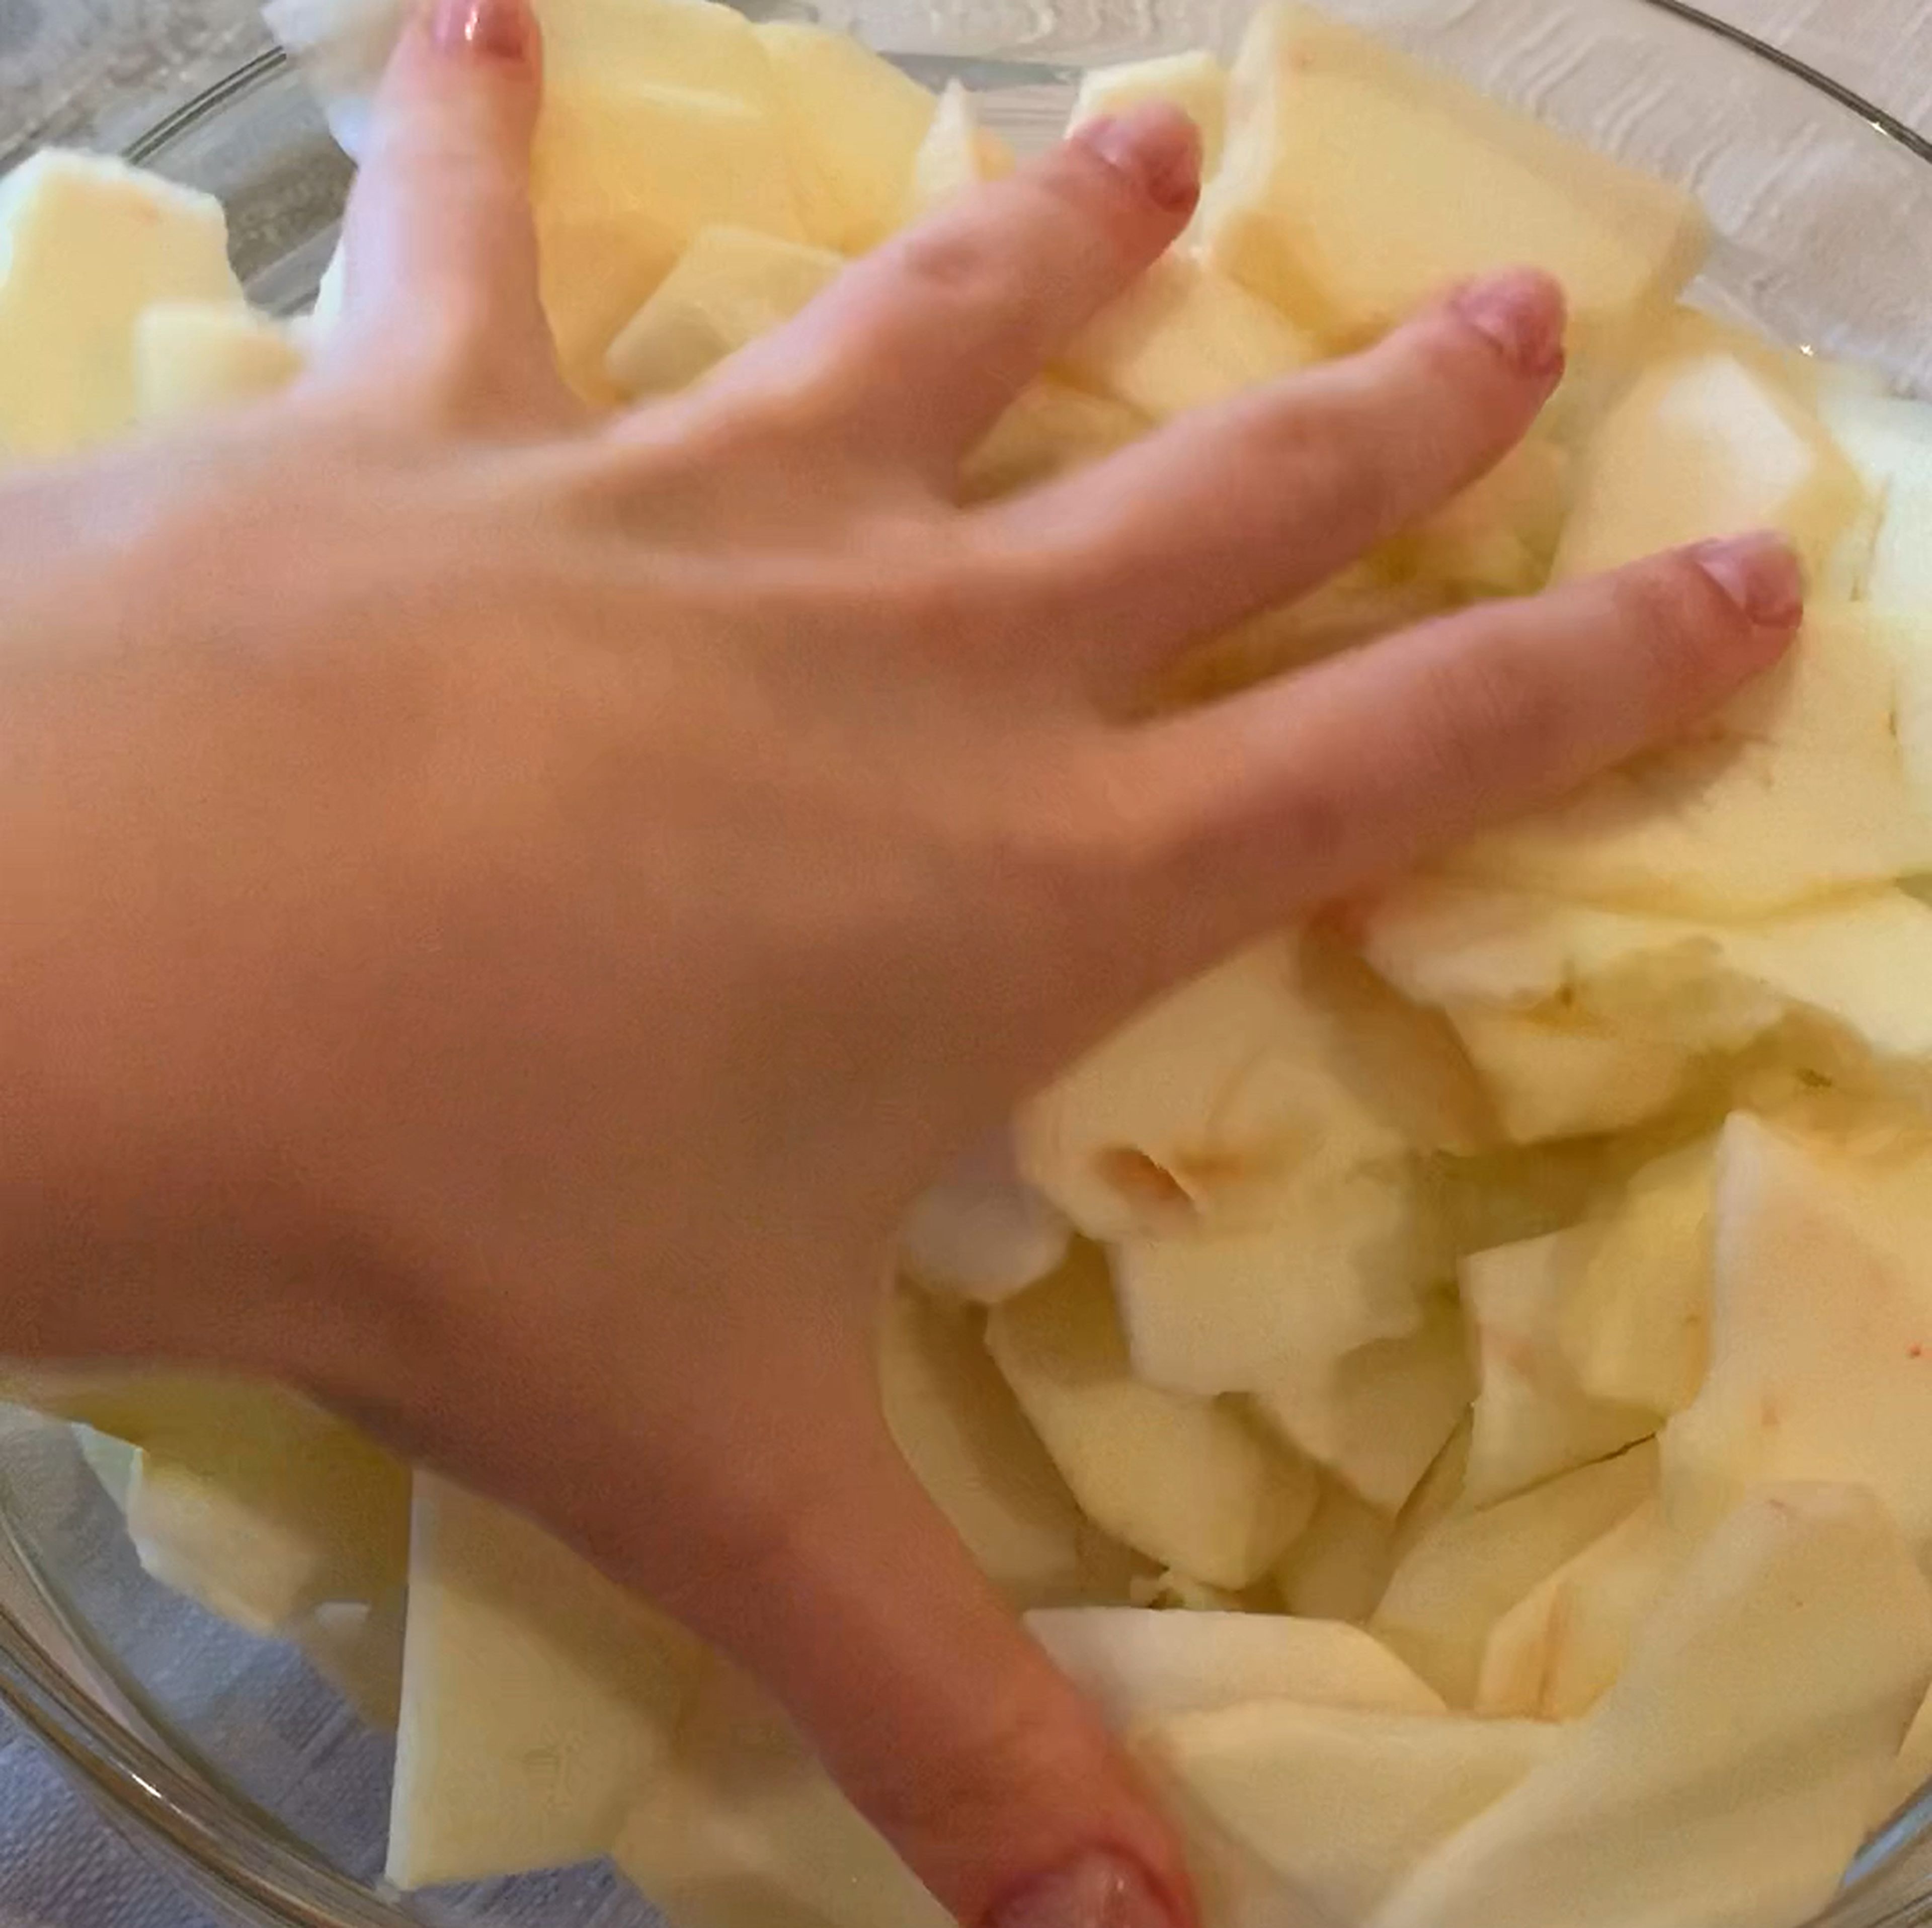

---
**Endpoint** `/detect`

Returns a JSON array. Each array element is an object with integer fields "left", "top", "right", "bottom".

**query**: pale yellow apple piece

[
  {"left": 0, "top": 151, "right": 242, "bottom": 456},
  {"left": 1375, "top": 1485, "right": 1932, "bottom": 1928},
  {"left": 1371, "top": 1441, "right": 1657, "bottom": 1705},
  {"left": 133, "top": 301, "right": 305, "bottom": 423},
  {"left": 1391, "top": 1419, "right": 1474, "bottom": 1566},
  {"left": 1474, "top": 1498, "right": 1683, "bottom": 1720},
  {"left": 73, "top": 1426, "right": 137, "bottom": 1510},
  {"left": 1027, "top": 1607, "right": 1444, "bottom": 1729},
  {"left": 1554, "top": 347, "right": 1868, "bottom": 582},
  {"left": 903, "top": 80, "right": 1012, "bottom": 219},
  {"left": 986, "top": 1254, "right": 1316, "bottom": 1589},
  {"left": 298, "top": 1591, "right": 407, "bottom": 1731},
  {"left": 878, "top": 1284, "right": 1136, "bottom": 1605},
  {"left": 1250, "top": 1293, "right": 1474, "bottom": 1514},
  {"left": 1663, "top": 1111, "right": 1932, "bottom": 1555},
  {"left": 1448, "top": 1006, "right": 1699, "bottom": 1145},
  {"left": 1017, "top": 937, "right": 1409, "bottom": 1239},
  {"left": 615, "top": 1653, "right": 947, "bottom": 1928},
  {"left": 1459, "top": 1231, "right": 1658, "bottom": 1509},
  {"left": 1275, "top": 1475, "right": 1397, "bottom": 1624},
  {"left": 1057, "top": 254, "right": 1317, "bottom": 422},
  {"left": 1138, "top": 1702, "right": 1560, "bottom": 1923},
  {"left": 1196, "top": 4, "right": 1705, "bottom": 358},
  {"left": 1389, "top": 435, "right": 1574, "bottom": 601},
  {"left": 389, "top": 1475, "right": 701, "bottom": 1889},
  {"left": 1557, "top": 1139, "right": 1715, "bottom": 1415},
  {"left": 758, "top": 22, "right": 936, "bottom": 252},
  {"left": 1070, "top": 51, "right": 1229, "bottom": 174},
  {"left": 1825, "top": 390, "right": 1932, "bottom": 616},
  {"left": 603, "top": 225, "right": 843, "bottom": 398},
  {"left": 1445, "top": 610, "right": 1932, "bottom": 917},
  {"left": 958, "top": 380, "right": 1146, "bottom": 504}
]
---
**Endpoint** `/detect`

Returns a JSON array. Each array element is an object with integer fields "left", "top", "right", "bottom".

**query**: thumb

[{"left": 660, "top": 1400, "right": 1196, "bottom": 1928}]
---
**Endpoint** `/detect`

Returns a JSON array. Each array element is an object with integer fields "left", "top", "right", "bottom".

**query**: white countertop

[{"left": 3, "top": 1, "right": 1931, "bottom": 1923}]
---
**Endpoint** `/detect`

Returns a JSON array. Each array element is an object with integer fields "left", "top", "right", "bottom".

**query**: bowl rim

[{"left": 8, "top": 4, "right": 1932, "bottom": 1923}]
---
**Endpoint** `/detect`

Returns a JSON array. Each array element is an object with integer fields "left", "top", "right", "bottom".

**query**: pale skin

[{"left": 0, "top": 2, "right": 1805, "bottom": 1924}]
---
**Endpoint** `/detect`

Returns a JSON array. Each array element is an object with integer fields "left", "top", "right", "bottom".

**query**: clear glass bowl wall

[{"left": 9, "top": 2, "right": 1932, "bottom": 1924}]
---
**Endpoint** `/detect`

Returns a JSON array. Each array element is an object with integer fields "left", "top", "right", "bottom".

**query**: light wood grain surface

[{"left": 3, "top": 2, "right": 1931, "bottom": 1924}]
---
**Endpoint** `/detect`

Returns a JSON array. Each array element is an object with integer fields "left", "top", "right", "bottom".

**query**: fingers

[
  {"left": 689, "top": 105, "right": 1202, "bottom": 488},
  {"left": 1113, "top": 534, "right": 1803, "bottom": 984},
  {"left": 982, "top": 271, "right": 1568, "bottom": 693},
  {"left": 321, "top": 0, "right": 564, "bottom": 417}
]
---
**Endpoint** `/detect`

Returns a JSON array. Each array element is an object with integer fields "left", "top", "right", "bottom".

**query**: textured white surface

[{"left": 2, "top": 1, "right": 1931, "bottom": 1924}]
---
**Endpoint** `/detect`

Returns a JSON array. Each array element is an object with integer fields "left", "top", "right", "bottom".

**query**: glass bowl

[{"left": 9, "top": 3, "right": 1932, "bottom": 1924}]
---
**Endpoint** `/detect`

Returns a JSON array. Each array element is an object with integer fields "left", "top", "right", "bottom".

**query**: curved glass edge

[{"left": 0, "top": 3, "right": 1930, "bottom": 1925}]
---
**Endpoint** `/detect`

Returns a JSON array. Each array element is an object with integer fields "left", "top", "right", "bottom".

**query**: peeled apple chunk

[
  {"left": 877, "top": 1284, "right": 1136, "bottom": 1605},
  {"left": 603, "top": 225, "right": 843, "bottom": 399},
  {"left": 1459, "top": 1230, "right": 1658, "bottom": 1508},
  {"left": 1070, "top": 51, "right": 1229, "bottom": 172},
  {"left": 388, "top": 1476, "right": 699, "bottom": 1889},
  {"left": 616, "top": 1655, "right": 947, "bottom": 1928},
  {"left": 1026, "top": 1607, "right": 1445, "bottom": 1729},
  {"left": 133, "top": 301, "right": 305, "bottom": 423},
  {"left": 1275, "top": 1475, "right": 1398, "bottom": 1623},
  {"left": 1553, "top": 341, "right": 1868, "bottom": 582},
  {"left": 757, "top": 22, "right": 936, "bottom": 252},
  {"left": 1055, "top": 254, "right": 1318, "bottom": 421},
  {"left": 1443, "top": 610, "right": 1932, "bottom": 917},
  {"left": 1137, "top": 1702, "right": 1561, "bottom": 1924},
  {"left": 1195, "top": 4, "right": 1706, "bottom": 358},
  {"left": 985, "top": 1252, "right": 1317, "bottom": 1589},
  {"left": 1371, "top": 1440, "right": 1657, "bottom": 1705},
  {"left": 903, "top": 80, "right": 1011, "bottom": 219},
  {"left": 1662, "top": 1111, "right": 1932, "bottom": 1555},
  {"left": 0, "top": 151, "right": 242, "bottom": 456},
  {"left": 1373, "top": 1485, "right": 1932, "bottom": 1928},
  {"left": 957, "top": 380, "right": 1146, "bottom": 504},
  {"left": 1249, "top": 1292, "right": 1474, "bottom": 1514},
  {"left": 1825, "top": 389, "right": 1932, "bottom": 615}
]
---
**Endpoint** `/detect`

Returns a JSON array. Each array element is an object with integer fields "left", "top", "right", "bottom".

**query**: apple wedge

[
  {"left": 1275, "top": 1475, "right": 1398, "bottom": 1624},
  {"left": 1137, "top": 1701, "right": 1561, "bottom": 1923},
  {"left": 1196, "top": 4, "right": 1706, "bottom": 359},
  {"left": 985, "top": 1252, "right": 1316, "bottom": 1588},
  {"left": 1375, "top": 1485, "right": 1932, "bottom": 1928},
  {"left": 1027, "top": 1607, "right": 1444, "bottom": 1729},
  {"left": 133, "top": 302, "right": 305, "bottom": 423},
  {"left": 389, "top": 1475, "right": 700, "bottom": 1889},
  {"left": 1070, "top": 51, "right": 1229, "bottom": 172},
  {"left": 903, "top": 81, "right": 1011, "bottom": 219},
  {"left": 1371, "top": 1440, "right": 1657, "bottom": 1705},
  {"left": 0, "top": 151, "right": 243, "bottom": 456}
]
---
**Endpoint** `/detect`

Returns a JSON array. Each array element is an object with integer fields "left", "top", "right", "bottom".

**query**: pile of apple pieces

[{"left": 16, "top": 2, "right": 1932, "bottom": 1924}]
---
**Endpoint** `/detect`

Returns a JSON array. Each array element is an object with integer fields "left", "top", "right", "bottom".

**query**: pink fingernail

[
  {"left": 1692, "top": 531, "right": 1806, "bottom": 629},
  {"left": 432, "top": 0, "right": 530, "bottom": 60},
  {"left": 1073, "top": 104, "right": 1203, "bottom": 214},
  {"left": 992, "top": 1853, "right": 1179, "bottom": 1928},
  {"left": 1451, "top": 269, "right": 1569, "bottom": 380}
]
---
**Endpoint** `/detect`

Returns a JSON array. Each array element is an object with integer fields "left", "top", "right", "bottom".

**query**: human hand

[{"left": 0, "top": 3, "right": 1802, "bottom": 1922}]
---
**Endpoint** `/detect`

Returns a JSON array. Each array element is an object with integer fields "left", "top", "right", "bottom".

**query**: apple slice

[
  {"left": 1371, "top": 1441, "right": 1657, "bottom": 1705},
  {"left": 1275, "top": 1475, "right": 1397, "bottom": 1624},
  {"left": 604, "top": 225, "right": 843, "bottom": 398},
  {"left": 985, "top": 1252, "right": 1317, "bottom": 1589},
  {"left": 1056, "top": 254, "right": 1318, "bottom": 421},
  {"left": 1824, "top": 389, "right": 1932, "bottom": 615},
  {"left": 389, "top": 1475, "right": 700, "bottom": 1889},
  {"left": 904, "top": 80, "right": 1011, "bottom": 219},
  {"left": 1444, "top": 610, "right": 1932, "bottom": 918},
  {"left": 1459, "top": 1231, "right": 1658, "bottom": 1508},
  {"left": 758, "top": 22, "right": 937, "bottom": 252},
  {"left": 1250, "top": 1293, "right": 1474, "bottom": 1514},
  {"left": 133, "top": 302, "right": 305, "bottom": 423},
  {"left": 616, "top": 1652, "right": 947, "bottom": 1928},
  {"left": 1070, "top": 51, "right": 1229, "bottom": 172},
  {"left": 1662, "top": 1111, "right": 1932, "bottom": 1555},
  {"left": 1196, "top": 4, "right": 1705, "bottom": 359},
  {"left": 0, "top": 151, "right": 243, "bottom": 456},
  {"left": 1389, "top": 435, "right": 1574, "bottom": 602},
  {"left": 958, "top": 380, "right": 1146, "bottom": 504},
  {"left": 1138, "top": 1702, "right": 1560, "bottom": 1923},
  {"left": 1375, "top": 1485, "right": 1932, "bottom": 1928},
  {"left": 1554, "top": 344, "right": 1868, "bottom": 582},
  {"left": 1027, "top": 1607, "right": 1444, "bottom": 1728},
  {"left": 878, "top": 1284, "right": 1137, "bottom": 1606}
]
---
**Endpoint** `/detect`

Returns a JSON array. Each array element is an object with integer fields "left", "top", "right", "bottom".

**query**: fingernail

[
  {"left": 993, "top": 1852, "right": 1178, "bottom": 1928},
  {"left": 1692, "top": 531, "right": 1806, "bottom": 629},
  {"left": 432, "top": 0, "right": 530, "bottom": 59},
  {"left": 1073, "top": 104, "right": 1203, "bottom": 214},
  {"left": 1451, "top": 269, "right": 1568, "bottom": 380}
]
